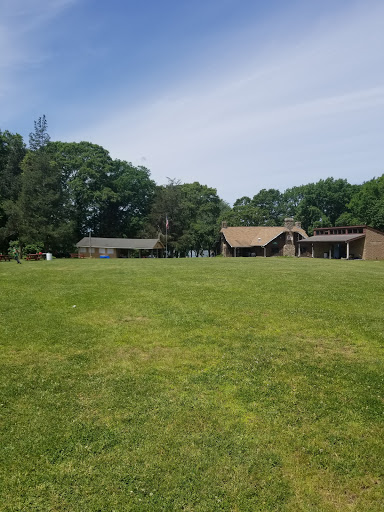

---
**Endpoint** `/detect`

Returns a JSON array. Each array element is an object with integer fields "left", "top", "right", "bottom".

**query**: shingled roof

[
  {"left": 76, "top": 237, "right": 164, "bottom": 250},
  {"left": 298, "top": 234, "right": 364, "bottom": 244},
  {"left": 221, "top": 226, "right": 307, "bottom": 248}
]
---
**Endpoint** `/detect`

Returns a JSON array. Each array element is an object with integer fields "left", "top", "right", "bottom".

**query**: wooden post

[
  {"left": 263, "top": 246, "right": 266, "bottom": 257},
  {"left": 312, "top": 244, "right": 314, "bottom": 258},
  {"left": 298, "top": 243, "right": 301, "bottom": 257},
  {"left": 346, "top": 242, "right": 350, "bottom": 259}
]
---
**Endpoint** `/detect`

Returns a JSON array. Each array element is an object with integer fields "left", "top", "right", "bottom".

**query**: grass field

[{"left": 0, "top": 257, "right": 383, "bottom": 511}]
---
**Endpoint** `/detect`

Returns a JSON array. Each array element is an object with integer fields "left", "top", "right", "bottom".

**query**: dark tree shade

[{"left": 0, "top": 130, "right": 27, "bottom": 249}]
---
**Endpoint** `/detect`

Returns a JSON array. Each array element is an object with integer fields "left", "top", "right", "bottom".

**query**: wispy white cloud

[
  {"left": 2, "top": 1, "right": 383, "bottom": 202},
  {"left": 0, "top": 0, "right": 77, "bottom": 112},
  {"left": 0, "top": 0, "right": 76, "bottom": 29},
  {"left": 69, "top": 1, "right": 384, "bottom": 202}
]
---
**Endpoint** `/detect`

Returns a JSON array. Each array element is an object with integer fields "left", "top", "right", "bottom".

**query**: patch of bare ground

[
  {"left": 79, "top": 311, "right": 151, "bottom": 326},
  {"left": 295, "top": 335, "right": 359, "bottom": 360}
]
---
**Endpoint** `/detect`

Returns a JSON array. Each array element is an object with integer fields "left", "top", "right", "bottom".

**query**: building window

[
  {"left": 99, "top": 248, "right": 106, "bottom": 254},
  {"left": 107, "top": 248, "right": 114, "bottom": 254}
]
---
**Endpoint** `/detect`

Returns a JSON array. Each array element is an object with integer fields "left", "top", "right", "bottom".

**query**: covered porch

[
  {"left": 298, "top": 234, "right": 365, "bottom": 259},
  {"left": 117, "top": 247, "right": 163, "bottom": 258},
  {"left": 76, "top": 237, "right": 165, "bottom": 258}
]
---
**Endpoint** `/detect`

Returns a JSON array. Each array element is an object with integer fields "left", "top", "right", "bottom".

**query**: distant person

[{"left": 12, "top": 247, "right": 21, "bottom": 264}]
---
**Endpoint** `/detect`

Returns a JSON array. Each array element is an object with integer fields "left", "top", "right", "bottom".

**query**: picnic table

[
  {"left": 70, "top": 253, "right": 85, "bottom": 258},
  {"left": 26, "top": 253, "right": 42, "bottom": 261},
  {"left": 0, "top": 254, "right": 11, "bottom": 261}
]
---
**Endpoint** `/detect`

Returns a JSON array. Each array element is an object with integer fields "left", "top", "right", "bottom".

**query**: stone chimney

[
  {"left": 284, "top": 217, "right": 294, "bottom": 230},
  {"left": 221, "top": 221, "right": 227, "bottom": 229},
  {"left": 295, "top": 221, "right": 302, "bottom": 229},
  {"left": 283, "top": 217, "right": 296, "bottom": 256}
]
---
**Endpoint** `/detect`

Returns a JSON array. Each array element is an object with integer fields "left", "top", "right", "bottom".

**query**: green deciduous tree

[
  {"left": 0, "top": 130, "right": 27, "bottom": 250},
  {"left": 49, "top": 142, "right": 156, "bottom": 240},
  {"left": 225, "top": 189, "right": 284, "bottom": 227},
  {"left": 18, "top": 148, "right": 74, "bottom": 250},
  {"left": 294, "top": 178, "right": 355, "bottom": 232},
  {"left": 147, "top": 179, "right": 225, "bottom": 256},
  {"left": 99, "top": 160, "right": 156, "bottom": 237},
  {"left": 339, "top": 174, "right": 384, "bottom": 231},
  {"left": 228, "top": 179, "right": 356, "bottom": 234},
  {"left": 225, "top": 196, "right": 264, "bottom": 226},
  {"left": 49, "top": 141, "right": 114, "bottom": 238},
  {"left": 181, "top": 182, "right": 225, "bottom": 256},
  {"left": 13, "top": 118, "right": 75, "bottom": 251},
  {"left": 251, "top": 188, "right": 284, "bottom": 225}
]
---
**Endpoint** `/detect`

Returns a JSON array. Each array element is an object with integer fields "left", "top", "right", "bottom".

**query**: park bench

[
  {"left": 70, "top": 253, "right": 85, "bottom": 258},
  {"left": 26, "top": 254, "right": 41, "bottom": 261},
  {"left": 0, "top": 254, "right": 11, "bottom": 261}
]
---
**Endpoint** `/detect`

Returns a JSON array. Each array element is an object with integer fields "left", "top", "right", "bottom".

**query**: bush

[
  {"left": 22, "top": 242, "right": 44, "bottom": 256},
  {"left": 8, "top": 240, "right": 20, "bottom": 255}
]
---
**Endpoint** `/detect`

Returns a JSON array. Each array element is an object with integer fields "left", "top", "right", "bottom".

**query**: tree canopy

[
  {"left": 1, "top": 116, "right": 383, "bottom": 255},
  {"left": 146, "top": 179, "right": 226, "bottom": 256}
]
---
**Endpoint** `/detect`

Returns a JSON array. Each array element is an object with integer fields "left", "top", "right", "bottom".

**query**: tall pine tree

[{"left": 17, "top": 117, "right": 74, "bottom": 251}]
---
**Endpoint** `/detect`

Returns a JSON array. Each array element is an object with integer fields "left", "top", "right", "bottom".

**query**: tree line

[{"left": 1, "top": 117, "right": 383, "bottom": 256}]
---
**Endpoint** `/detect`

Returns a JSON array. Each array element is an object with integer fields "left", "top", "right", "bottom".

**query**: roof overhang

[
  {"left": 254, "top": 230, "right": 284, "bottom": 248},
  {"left": 222, "top": 228, "right": 306, "bottom": 248},
  {"left": 76, "top": 237, "right": 164, "bottom": 250},
  {"left": 299, "top": 234, "right": 365, "bottom": 244}
]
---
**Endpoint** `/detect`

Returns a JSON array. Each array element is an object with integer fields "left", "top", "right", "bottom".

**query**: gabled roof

[
  {"left": 299, "top": 234, "right": 365, "bottom": 243},
  {"left": 221, "top": 226, "right": 307, "bottom": 248},
  {"left": 76, "top": 237, "right": 164, "bottom": 250}
]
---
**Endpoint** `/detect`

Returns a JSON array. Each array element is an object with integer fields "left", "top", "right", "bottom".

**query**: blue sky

[{"left": 1, "top": 0, "right": 384, "bottom": 204}]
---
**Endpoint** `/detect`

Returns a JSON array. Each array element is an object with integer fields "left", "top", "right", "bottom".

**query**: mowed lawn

[{"left": 0, "top": 257, "right": 383, "bottom": 512}]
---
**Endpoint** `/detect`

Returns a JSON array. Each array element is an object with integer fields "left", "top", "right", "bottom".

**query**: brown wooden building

[
  {"left": 220, "top": 218, "right": 308, "bottom": 257},
  {"left": 76, "top": 237, "right": 164, "bottom": 258},
  {"left": 298, "top": 225, "right": 384, "bottom": 260}
]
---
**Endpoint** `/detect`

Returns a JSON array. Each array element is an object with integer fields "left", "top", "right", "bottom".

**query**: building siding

[
  {"left": 363, "top": 228, "right": 384, "bottom": 260},
  {"left": 80, "top": 247, "right": 118, "bottom": 258}
]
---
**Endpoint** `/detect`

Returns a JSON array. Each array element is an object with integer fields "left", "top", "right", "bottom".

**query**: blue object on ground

[{"left": 100, "top": 255, "right": 110, "bottom": 259}]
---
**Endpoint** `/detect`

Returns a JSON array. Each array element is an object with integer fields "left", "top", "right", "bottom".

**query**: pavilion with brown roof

[
  {"left": 76, "top": 237, "right": 164, "bottom": 258},
  {"left": 298, "top": 225, "right": 384, "bottom": 259},
  {"left": 220, "top": 218, "right": 308, "bottom": 257}
]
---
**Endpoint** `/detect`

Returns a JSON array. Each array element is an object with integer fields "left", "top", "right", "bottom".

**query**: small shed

[{"left": 76, "top": 237, "right": 165, "bottom": 258}]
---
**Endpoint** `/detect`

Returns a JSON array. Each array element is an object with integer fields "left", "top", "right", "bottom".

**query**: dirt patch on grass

[
  {"left": 80, "top": 311, "right": 150, "bottom": 327},
  {"left": 297, "top": 336, "right": 359, "bottom": 360},
  {"left": 94, "top": 345, "right": 190, "bottom": 371},
  {"left": 121, "top": 316, "right": 148, "bottom": 323},
  {"left": 2, "top": 349, "right": 66, "bottom": 366},
  {"left": 313, "top": 340, "right": 356, "bottom": 357}
]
